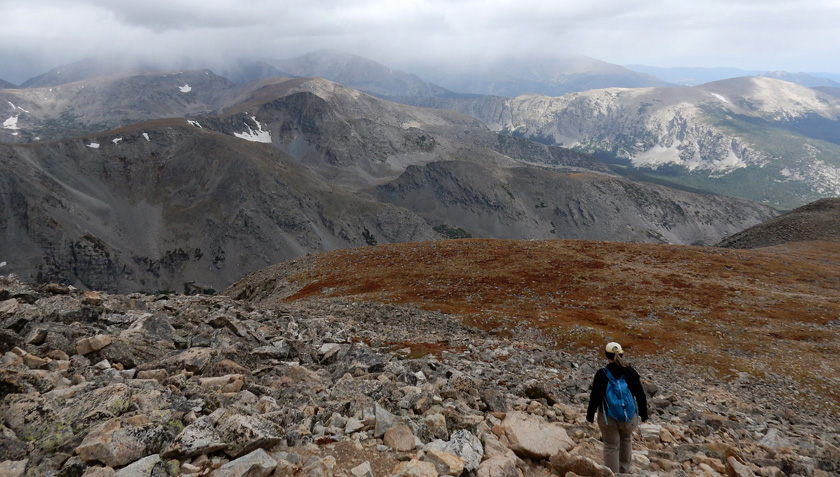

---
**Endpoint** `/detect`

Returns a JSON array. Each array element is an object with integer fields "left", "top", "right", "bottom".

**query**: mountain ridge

[
  {"left": 0, "top": 76, "right": 777, "bottom": 292},
  {"left": 717, "top": 197, "right": 840, "bottom": 249},
  {"left": 414, "top": 76, "right": 840, "bottom": 209}
]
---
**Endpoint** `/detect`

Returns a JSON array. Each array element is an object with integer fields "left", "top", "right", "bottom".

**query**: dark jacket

[{"left": 586, "top": 362, "right": 649, "bottom": 423}]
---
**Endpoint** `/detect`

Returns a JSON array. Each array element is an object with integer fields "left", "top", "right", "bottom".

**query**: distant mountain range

[
  {"left": 0, "top": 72, "right": 775, "bottom": 292},
  {"left": 411, "top": 54, "right": 677, "bottom": 97},
  {"left": 417, "top": 76, "right": 840, "bottom": 210},
  {"left": 6, "top": 50, "right": 840, "bottom": 291},
  {"left": 625, "top": 65, "right": 840, "bottom": 88}
]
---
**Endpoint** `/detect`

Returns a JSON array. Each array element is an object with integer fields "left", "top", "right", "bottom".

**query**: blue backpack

[{"left": 602, "top": 367, "right": 637, "bottom": 423}]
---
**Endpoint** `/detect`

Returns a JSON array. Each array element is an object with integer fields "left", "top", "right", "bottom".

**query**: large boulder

[
  {"left": 549, "top": 449, "right": 614, "bottom": 477},
  {"left": 75, "top": 417, "right": 169, "bottom": 467},
  {"left": 215, "top": 412, "right": 283, "bottom": 458},
  {"left": 501, "top": 411, "right": 575, "bottom": 459},
  {"left": 164, "top": 409, "right": 227, "bottom": 458}
]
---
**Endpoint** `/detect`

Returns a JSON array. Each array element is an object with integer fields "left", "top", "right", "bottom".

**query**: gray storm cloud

[{"left": 1, "top": 0, "right": 839, "bottom": 84}]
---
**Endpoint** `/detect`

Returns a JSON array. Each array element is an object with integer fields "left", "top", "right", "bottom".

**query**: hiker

[{"left": 586, "top": 342, "right": 649, "bottom": 474}]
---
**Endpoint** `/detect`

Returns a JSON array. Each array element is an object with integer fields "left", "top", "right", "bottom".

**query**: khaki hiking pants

[{"left": 597, "top": 412, "right": 638, "bottom": 473}]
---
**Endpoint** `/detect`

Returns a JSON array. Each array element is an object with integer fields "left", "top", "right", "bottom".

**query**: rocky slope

[
  {"left": 717, "top": 197, "right": 840, "bottom": 248},
  {"left": 0, "top": 69, "right": 240, "bottom": 143},
  {"left": 0, "top": 121, "right": 438, "bottom": 293},
  {"left": 2, "top": 237, "right": 839, "bottom": 476},
  {"left": 418, "top": 77, "right": 840, "bottom": 210}
]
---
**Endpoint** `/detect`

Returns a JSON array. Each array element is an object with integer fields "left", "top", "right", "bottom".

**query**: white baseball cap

[{"left": 605, "top": 342, "right": 623, "bottom": 355}]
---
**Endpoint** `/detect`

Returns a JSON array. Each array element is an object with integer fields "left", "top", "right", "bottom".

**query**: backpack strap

[{"left": 601, "top": 367, "right": 611, "bottom": 424}]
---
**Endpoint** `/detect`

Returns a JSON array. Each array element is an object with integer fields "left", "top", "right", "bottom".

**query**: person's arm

[
  {"left": 628, "top": 369, "right": 649, "bottom": 421},
  {"left": 586, "top": 369, "right": 606, "bottom": 422}
]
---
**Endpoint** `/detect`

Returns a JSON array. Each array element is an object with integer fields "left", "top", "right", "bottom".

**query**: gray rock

[
  {"left": 374, "top": 402, "right": 398, "bottom": 438},
  {"left": 426, "top": 429, "right": 484, "bottom": 472},
  {"left": 208, "top": 448, "right": 277, "bottom": 477},
  {"left": 215, "top": 412, "right": 284, "bottom": 458},
  {"left": 75, "top": 417, "right": 169, "bottom": 468},
  {"left": 163, "top": 409, "right": 227, "bottom": 458},
  {"left": 0, "top": 459, "right": 27, "bottom": 477},
  {"left": 501, "top": 411, "right": 574, "bottom": 459},
  {"left": 114, "top": 454, "right": 165, "bottom": 477}
]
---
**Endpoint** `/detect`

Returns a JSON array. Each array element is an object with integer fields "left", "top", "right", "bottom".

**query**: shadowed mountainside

[{"left": 717, "top": 197, "right": 840, "bottom": 248}]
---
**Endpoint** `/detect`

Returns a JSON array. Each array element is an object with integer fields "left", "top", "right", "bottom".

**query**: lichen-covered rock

[
  {"left": 163, "top": 409, "right": 227, "bottom": 458},
  {"left": 215, "top": 412, "right": 284, "bottom": 458},
  {"left": 426, "top": 430, "right": 483, "bottom": 472},
  {"left": 75, "top": 417, "right": 169, "bottom": 467}
]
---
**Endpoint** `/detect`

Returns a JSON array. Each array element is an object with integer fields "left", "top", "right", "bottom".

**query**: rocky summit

[{"left": 1, "top": 237, "right": 839, "bottom": 476}]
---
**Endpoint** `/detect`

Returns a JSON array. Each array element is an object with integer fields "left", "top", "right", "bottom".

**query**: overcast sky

[{"left": 2, "top": 0, "right": 839, "bottom": 84}]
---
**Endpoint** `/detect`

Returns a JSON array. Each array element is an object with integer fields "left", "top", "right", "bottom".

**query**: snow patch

[
  {"left": 179, "top": 84, "right": 192, "bottom": 93},
  {"left": 87, "top": 142, "right": 100, "bottom": 149},
  {"left": 142, "top": 133, "right": 150, "bottom": 141},
  {"left": 631, "top": 142, "right": 746, "bottom": 174},
  {"left": 631, "top": 144, "right": 681, "bottom": 168},
  {"left": 710, "top": 93, "right": 730, "bottom": 103},
  {"left": 3, "top": 115, "right": 19, "bottom": 130},
  {"left": 7, "top": 102, "right": 30, "bottom": 113},
  {"left": 233, "top": 116, "right": 272, "bottom": 143},
  {"left": 0, "top": 262, "right": 6, "bottom": 268},
  {"left": 112, "top": 137, "right": 123, "bottom": 145},
  {"left": 187, "top": 120, "right": 202, "bottom": 128}
]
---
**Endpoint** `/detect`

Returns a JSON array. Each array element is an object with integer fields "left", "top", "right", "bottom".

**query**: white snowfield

[
  {"left": 142, "top": 133, "right": 150, "bottom": 141},
  {"left": 233, "top": 116, "right": 272, "bottom": 143},
  {"left": 187, "top": 120, "right": 202, "bottom": 128},
  {"left": 179, "top": 84, "right": 192, "bottom": 93},
  {"left": 87, "top": 142, "right": 100, "bottom": 149},
  {"left": 3, "top": 115, "right": 19, "bottom": 130}
]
